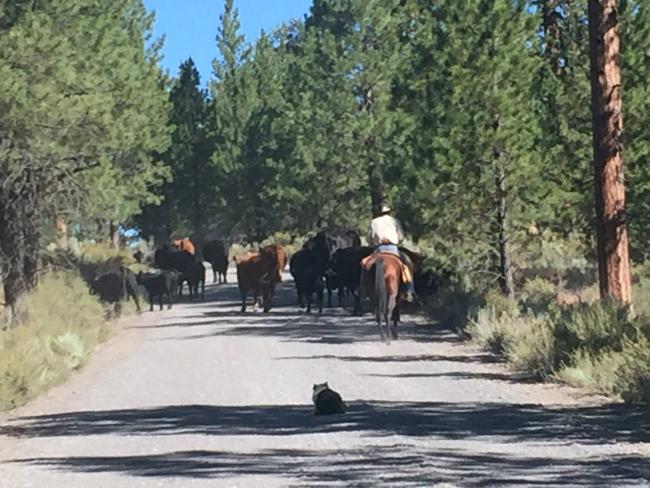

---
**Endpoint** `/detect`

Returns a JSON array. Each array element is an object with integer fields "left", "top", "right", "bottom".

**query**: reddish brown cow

[
  {"left": 172, "top": 237, "right": 195, "bottom": 256},
  {"left": 261, "top": 244, "right": 287, "bottom": 283},
  {"left": 234, "top": 245, "right": 286, "bottom": 312}
]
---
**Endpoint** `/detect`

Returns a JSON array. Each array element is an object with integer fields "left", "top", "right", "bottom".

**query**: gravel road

[{"left": 0, "top": 268, "right": 648, "bottom": 487}]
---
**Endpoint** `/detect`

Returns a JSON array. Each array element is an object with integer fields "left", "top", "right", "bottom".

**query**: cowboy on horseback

[{"left": 367, "top": 205, "right": 416, "bottom": 303}]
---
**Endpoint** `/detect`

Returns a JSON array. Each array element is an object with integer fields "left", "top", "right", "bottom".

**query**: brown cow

[
  {"left": 172, "top": 237, "right": 195, "bottom": 256},
  {"left": 261, "top": 244, "right": 287, "bottom": 283},
  {"left": 234, "top": 244, "right": 286, "bottom": 312}
]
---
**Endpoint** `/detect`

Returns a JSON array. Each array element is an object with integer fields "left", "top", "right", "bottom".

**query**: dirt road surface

[{"left": 0, "top": 269, "right": 648, "bottom": 487}]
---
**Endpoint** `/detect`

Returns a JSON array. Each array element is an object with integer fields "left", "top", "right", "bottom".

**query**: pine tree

[
  {"left": 620, "top": 1, "right": 650, "bottom": 262},
  {"left": 588, "top": 0, "right": 631, "bottom": 303},
  {"left": 428, "top": 0, "right": 544, "bottom": 295},
  {"left": 0, "top": 0, "right": 170, "bottom": 320}
]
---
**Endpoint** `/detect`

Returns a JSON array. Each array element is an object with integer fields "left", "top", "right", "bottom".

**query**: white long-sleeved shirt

[{"left": 368, "top": 215, "right": 405, "bottom": 246}]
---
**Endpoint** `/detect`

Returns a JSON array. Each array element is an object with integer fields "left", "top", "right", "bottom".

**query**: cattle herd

[{"left": 83, "top": 230, "right": 439, "bottom": 323}]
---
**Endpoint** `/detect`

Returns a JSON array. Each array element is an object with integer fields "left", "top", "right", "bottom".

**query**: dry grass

[{"left": 0, "top": 272, "right": 107, "bottom": 411}]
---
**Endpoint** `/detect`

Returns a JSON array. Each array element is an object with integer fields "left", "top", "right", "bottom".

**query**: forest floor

[{"left": 0, "top": 268, "right": 648, "bottom": 487}]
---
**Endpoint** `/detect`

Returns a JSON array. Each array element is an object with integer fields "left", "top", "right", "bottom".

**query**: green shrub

[
  {"left": 81, "top": 241, "right": 134, "bottom": 266},
  {"left": 426, "top": 285, "right": 483, "bottom": 332},
  {"left": 632, "top": 274, "right": 650, "bottom": 320},
  {"left": 554, "top": 349, "right": 626, "bottom": 396},
  {"left": 551, "top": 301, "right": 638, "bottom": 360},
  {"left": 484, "top": 288, "right": 519, "bottom": 318},
  {"left": 468, "top": 307, "right": 517, "bottom": 355},
  {"left": 613, "top": 337, "right": 650, "bottom": 404},
  {"left": 519, "top": 277, "right": 556, "bottom": 315},
  {"left": 0, "top": 272, "right": 106, "bottom": 410},
  {"left": 505, "top": 315, "right": 555, "bottom": 378}
]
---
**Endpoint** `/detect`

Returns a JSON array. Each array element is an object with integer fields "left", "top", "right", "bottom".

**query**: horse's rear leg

[
  {"left": 390, "top": 302, "right": 400, "bottom": 340},
  {"left": 375, "top": 314, "right": 388, "bottom": 343}
]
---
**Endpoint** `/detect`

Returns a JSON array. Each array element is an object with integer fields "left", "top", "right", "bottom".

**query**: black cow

[
  {"left": 330, "top": 246, "right": 374, "bottom": 314},
  {"left": 290, "top": 248, "right": 324, "bottom": 314},
  {"left": 154, "top": 246, "right": 195, "bottom": 274},
  {"left": 179, "top": 261, "right": 205, "bottom": 301},
  {"left": 414, "top": 269, "right": 440, "bottom": 300},
  {"left": 203, "top": 239, "right": 228, "bottom": 284},
  {"left": 137, "top": 271, "right": 179, "bottom": 311},
  {"left": 303, "top": 229, "right": 361, "bottom": 306},
  {"left": 398, "top": 247, "right": 440, "bottom": 302},
  {"left": 91, "top": 266, "right": 141, "bottom": 315}
]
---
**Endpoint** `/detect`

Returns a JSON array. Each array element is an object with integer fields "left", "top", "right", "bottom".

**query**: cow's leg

[
  {"left": 213, "top": 268, "right": 217, "bottom": 284},
  {"left": 353, "top": 290, "right": 362, "bottom": 315},
  {"left": 263, "top": 286, "right": 272, "bottom": 313},
  {"left": 327, "top": 287, "right": 333, "bottom": 307},
  {"left": 201, "top": 279, "right": 205, "bottom": 300},
  {"left": 128, "top": 286, "right": 141, "bottom": 312},
  {"left": 167, "top": 290, "right": 173, "bottom": 310},
  {"left": 306, "top": 293, "right": 312, "bottom": 314},
  {"left": 338, "top": 287, "right": 344, "bottom": 308},
  {"left": 159, "top": 293, "right": 164, "bottom": 311},
  {"left": 148, "top": 292, "right": 154, "bottom": 312},
  {"left": 241, "top": 290, "right": 247, "bottom": 313},
  {"left": 317, "top": 288, "right": 323, "bottom": 315}
]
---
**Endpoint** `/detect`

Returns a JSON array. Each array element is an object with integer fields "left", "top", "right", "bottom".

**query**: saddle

[{"left": 361, "top": 252, "right": 412, "bottom": 285}]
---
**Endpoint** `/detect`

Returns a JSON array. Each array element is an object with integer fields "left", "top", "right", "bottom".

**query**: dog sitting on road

[{"left": 312, "top": 382, "right": 346, "bottom": 415}]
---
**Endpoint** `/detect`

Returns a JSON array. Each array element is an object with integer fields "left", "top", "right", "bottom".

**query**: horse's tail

[{"left": 374, "top": 257, "right": 386, "bottom": 322}]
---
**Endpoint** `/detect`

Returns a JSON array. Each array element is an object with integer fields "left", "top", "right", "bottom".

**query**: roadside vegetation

[
  {"left": 0, "top": 272, "right": 106, "bottom": 410},
  {"left": 424, "top": 231, "right": 650, "bottom": 404},
  {"left": 0, "top": 242, "right": 148, "bottom": 411}
]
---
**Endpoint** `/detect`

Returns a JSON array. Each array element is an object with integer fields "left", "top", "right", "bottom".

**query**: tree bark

[
  {"left": 54, "top": 214, "right": 68, "bottom": 248},
  {"left": 588, "top": 0, "right": 631, "bottom": 303},
  {"left": 495, "top": 163, "right": 515, "bottom": 300},
  {"left": 367, "top": 157, "right": 385, "bottom": 218},
  {"left": 0, "top": 196, "right": 32, "bottom": 326},
  {"left": 541, "top": 0, "right": 562, "bottom": 75},
  {"left": 109, "top": 221, "right": 120, "bottom": 249}
]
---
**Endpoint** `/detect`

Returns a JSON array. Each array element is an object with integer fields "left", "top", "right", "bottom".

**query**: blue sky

[{"left": 143, "top": 0, "right": 313, "bottom": 85}]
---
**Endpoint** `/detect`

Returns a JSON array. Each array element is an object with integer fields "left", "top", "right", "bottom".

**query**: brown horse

[{"left": 362, "top": 253, "right": 403, "bottom": 343}]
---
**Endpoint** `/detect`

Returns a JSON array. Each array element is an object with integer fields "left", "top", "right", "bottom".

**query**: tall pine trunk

[
  {"left": 542, "top": 0, "right": 562, "bottom": 75},
  {"left": 367, "top": 156, "right": 385, "bottom": 217},
  {"left": 54, "top": 214, "right": 68, "bottom": 248},
  {"left": 588, "top": 0, "right": 631, "bottom": 303},
  {"left": 0, "top": 192, "right": 36, "bottom": 326},
  {"left": 109, "top": 221, "right": 120, "bottom": 250},
  {"left": 495, "top": 163, "right": 515, "bottom": 300}
]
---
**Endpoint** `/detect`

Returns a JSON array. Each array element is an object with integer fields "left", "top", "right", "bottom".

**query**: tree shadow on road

[
  {"left": 9, "top": 447, "right": 649, "bottom": 486},
  {"left": 3, "top": 401, "right": 648, "bottom": 444},
  {"left": 4, "top": 401, "right": 649, "bottom": 485}
]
